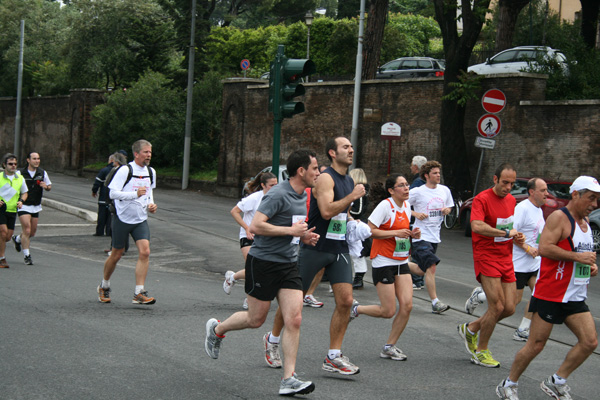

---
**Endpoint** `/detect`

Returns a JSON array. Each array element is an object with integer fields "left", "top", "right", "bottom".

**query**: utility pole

[
  {"left": 14, "top": 20, "right": 25, "bottom": 159},
  {"left": 182, "top": 0, "right": 196, "bottom": 190}
]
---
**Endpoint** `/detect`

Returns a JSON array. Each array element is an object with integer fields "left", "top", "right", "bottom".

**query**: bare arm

[
  {"left": 367, "top": 221, "right": 414, "bottom": 240},
  {"left": 230, "top": 205, "right": 253, "bottom": 240},
  {"left": 250, "top": 211, "right": 308, "bottom": 238},
  {"left": 539, "top": 211, "right": 597, "bottom": 265},
  {"left": 313, "top": 173, "right": 365, "bottom": 220}
]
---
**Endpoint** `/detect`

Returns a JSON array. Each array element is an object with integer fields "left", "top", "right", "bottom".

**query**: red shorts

[{"left": 474, "top": 260, "right": 516, "bottom": 283}]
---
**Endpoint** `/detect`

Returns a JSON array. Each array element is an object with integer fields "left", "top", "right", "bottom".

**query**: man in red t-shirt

[{"left": 458, "top": 163, "right": 524, "bottom": 368}]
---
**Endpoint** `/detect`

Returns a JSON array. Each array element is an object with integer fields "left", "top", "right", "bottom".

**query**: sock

[
  {"left": 101, "top": 280, "right": 110, "bottom": 289},
  {"left": 552, "top": 374, "right": 566, "bottom": 385},
  {"left": 0, "top": 257, "right": 5, "bottom": 261},
  {"left": 519, "top": 317, "right": 531, "bottom": 331},
  {"left": 383, "top": 344, "right": 393, "bottom": 350},
  {"left": 135, "top": 285, "right": 144, "bottom": 295},
  {"left": 503, "top": 378, "right": 518, "bottom": 387},
  {"left": 23, "top": 249, "right": 30, "bottom": 256},
  {"left": 268, "top": 333, "right": 280, "bottom": 344},
  {"left": 328, "top": 349, "right": 341, "bottom": 360},
  {"left": 467, "top": 325, "right": 476, "bottom": 335},
  {"left": 432, "top": 298, "right": 439, "bottom": 306},
  {"left": 15, "top": 235, "right": 21, "bottom": 243}
]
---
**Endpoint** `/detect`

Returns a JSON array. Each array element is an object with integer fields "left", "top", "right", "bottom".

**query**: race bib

[
  {"left": 290, "top": 215, "right": 306, "bottom": 245},
  {"left": 574, "top": 262, "right": 591, "bottom": 286},
  {"left": 393, "top": 237, "right": 410, "bottom": 258},
  {"left": 326, "top": 213, "right": 347, "bottom": 240},
  {"left": 494, "top": 216, "right": 514, "bottom": 243}
]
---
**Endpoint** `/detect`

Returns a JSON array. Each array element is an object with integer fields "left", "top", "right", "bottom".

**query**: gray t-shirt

[{"left": 249, "top": 180, "right": 307, "bottom": 263}]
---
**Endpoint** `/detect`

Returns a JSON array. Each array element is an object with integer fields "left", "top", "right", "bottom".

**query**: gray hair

[
  {"left": 112, "top": 152, "right": 127, "bottom": 166},
  {"left": 411, "top": 155, "right": 427, "bottom": 169},
  {"left": 132, "top": 139, "right": 152, "bottom": 155}
]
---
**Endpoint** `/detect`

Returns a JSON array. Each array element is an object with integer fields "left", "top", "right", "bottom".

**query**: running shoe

[
  {"left": 223, "top": 270, "right": 235, "bottom": 295},
  {"left": 540, "top": 376, "right": 572, "bottom": 400},
  {"left": 322, "top": 354, "right": 360, "bottom": 375},
  {"left": 457, "top": 323, "right": 478, "bottom": 356},
  {"left": 263, "top": 332, "right": 282, "bottom": 368},
  {"left": 12, "top": 235, "right": 21, "bottom": 252},
  {"left": 349, "top": 299, "right": 359, "bottom": 321},
  {"left": 512, "top": 328, "right": 529, "bottom": 342},
  {"left": 97, "top": 285, "right": 111, "bottom": 303},
  {"left": 465, "top": 287, "right": 484, "bottom": 315},
  {"left": 432, "top": 301, "right": 450, "bottom": 314},
  {"left": 380, "top": 345, "right": 407, "bottom": 361},
  {"left": 412, "top": 283, "right": 423, "bottom": 290},
  {"left": 24, "top": 255, "right": 33, "bottom": 265},
  {"left": 303, "top": 294, "right": 324, "bottom": 308},
  {"left": 471, "top": 349, "right": 500, "bottom": 368},
  {"left": 279, "top": 375, "right": 315, "bottom": 396},
  {"left": 132, "top": 290, "right": 156, "bottom": 304},
  {"left": 242, "top": 298, "right": 248, "bottom": 310},
  {"left": 0, "top": 259, "right": 9, "bottom": 268},
  {"left": 496, "top": 381, "right": 519, "bottom": 400},
  {"left": 205, "top": 318, "right": 224, "bottom": 359}
]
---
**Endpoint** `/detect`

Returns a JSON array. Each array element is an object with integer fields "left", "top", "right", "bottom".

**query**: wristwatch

[{"left": 503, "top": 229, "right": 510, "bottom": 238}]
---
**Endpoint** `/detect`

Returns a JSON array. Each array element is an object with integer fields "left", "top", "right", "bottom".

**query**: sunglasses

[{"left": 6, "top": 162, "right": 17, "bottom": 166}]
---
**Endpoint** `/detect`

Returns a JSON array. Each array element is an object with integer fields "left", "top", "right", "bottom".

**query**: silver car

[
  {"left": 468, "top": 46, "right": 568, "bottom": 75},
  {"left": 376, "top": 57, "right": 445, "bottom": 79},
  {"left": 589, "top": 208, "right": 600, "bottom": 253}
]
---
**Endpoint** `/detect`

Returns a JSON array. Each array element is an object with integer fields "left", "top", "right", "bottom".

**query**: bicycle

[{"left": 443, "top": 188, "right": 470, "bottom": 229}]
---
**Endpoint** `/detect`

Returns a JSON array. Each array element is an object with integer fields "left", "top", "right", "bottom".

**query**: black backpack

[{"left": 104, "top": 164, "right": 154, "bottom": 213}]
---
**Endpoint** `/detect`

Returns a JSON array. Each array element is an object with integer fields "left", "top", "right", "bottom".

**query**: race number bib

[
  {"left": 494, "top": 216, "right": 514, "bottom": 243},
  {"left": 393, "top": 237, "right": 410, "bottom": 258},
  {"left": 574, "top": 262, "right": 591, "bottom": 285},
  {"left": 326, "top": 213, "right": 347, "bottom": 240},
  {"left": 291, "top": 215, "right": 306, "bottom": 245}
]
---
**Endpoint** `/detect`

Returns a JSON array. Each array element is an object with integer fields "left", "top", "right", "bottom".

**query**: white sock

[
  {"left": 519, "top": 317, "right": 531, "bottom": 331},
  {"left": 268, "top": 333, "right": 280, "bottom": 344},
  {"left": 328, "top": 349, "right": 341, "bottom": 360},
  {"left": 15, "top": 235, "right": 21, "bottom": 243},
  {"left": 101, "top": 279, "right": 110, "bottom": 289},
  {"left": 23, "top": 249, "right": 30, "bottom": 256},
  {"left": 467, "top": 325, "right": 476, "bottom": 335},
  {"left": 504, "top": 378, "right": 518, "bottom": 387},
  {"left": 135, "top": 285, "right": 144, "bottom": 295},
  {"left": 0, "top": 257, "right": 5, "bottom": 260},
  {"left": 432, "top": 298, "right": 439, "bottom": 306},
  {"left": 552, "top": 374, "right": 566, "bottom": 385}
]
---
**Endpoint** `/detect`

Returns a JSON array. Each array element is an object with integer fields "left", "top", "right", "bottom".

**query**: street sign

[
  {"left": 481, "top": 89, "right": 506, "bottom": 114},
  {"left": 475, "top": 137, "right": 496, "bottom": 149},
  {"left": 240, "top": 59, "right": 250, "bottom": 71},
  {"left": 477, "top": 114, "right": 502, "bottom": 138},
  {"left": 381, "top": 122, "right": 401, "bottom": 140}
]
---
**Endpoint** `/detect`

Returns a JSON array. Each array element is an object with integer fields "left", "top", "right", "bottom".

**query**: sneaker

[
  {"left": 471, "top": 349, "right": 500, "bottom": 368},
  {"left": 132, "top": 290, "right": 156, "bottom": 304},
  {"left": 457, "top": 323, "right": 478, "bottom": 356},
  {"left": 432, "top": 301, "right": 450, "bottom": 314},
  {"left": 380, "top": 345, "right": 407, "bottom": 361},
  {"left": 540, "top": 376, "right": 572, "bottom": 400},
  {"left": 12, "top": 235, "right": 21, "bottom": 252},
  {"left": 223, "top": 270, "right": 235, "bottom": 295},
  {"left": 242, "top": 298, "right": 248, "bottom": 310},
  {"left": 0, "top": 259, "right": 9, "bottom": 268},
  {"left": 204, "top": 318, "right": 224, "bottom": 359},
  {"left": 513, "top": 328, "right": 529, "bottom": 342},
  {"left": 352, "top": 274, "right": 364, "bottom": 289},
  {"left": 24, "top": 255, "right": 33, "bottom": 265},
  {"left": 412, "top": 283, "right": 422, "bottom": 290},
  {"left": 97, "top": 285, "right": 111, "bottom": 303},
  {"left": 496, "top": 381, "right": 519, "bottom": 400},
  {"left": 279, "top": 375, "right": 315, "bottom": 396},
  {"left": 322, "top": 354, "right": 360, "bottom": 375},
  {"left": 303, "top": 294, "right": 324, "bottom": 308},
  {"left": 263, "top": 332, "right": 282, "bottom": 368},
  {"left": 465, "top": 287, "right": 484, "bottom": 315},
  {"left": 349, "top": 299, "right": 359, "bottom": 321}
]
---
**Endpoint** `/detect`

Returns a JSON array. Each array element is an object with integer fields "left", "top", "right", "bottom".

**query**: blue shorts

[
  {"left": 111, "top": 216, "right": 150, "bottom": 249},
  {"left": 411, "top": 241, "right": 440, "bottom": 272}
]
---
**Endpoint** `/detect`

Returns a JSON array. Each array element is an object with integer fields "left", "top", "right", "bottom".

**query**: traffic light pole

[{"left": 271, "top": 45, "right": 285, "bottom": 181}]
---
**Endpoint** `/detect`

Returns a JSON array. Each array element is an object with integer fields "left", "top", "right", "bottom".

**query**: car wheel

[
  {"left": 591, "top": 223, "right": 600, "bottom": 253},
  {"left": 463, "top": 210, "right": 472, "bottom": 237}
]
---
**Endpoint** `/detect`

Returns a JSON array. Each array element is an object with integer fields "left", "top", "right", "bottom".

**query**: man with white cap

[{"left": 496, "top": 176, "right": 599, "bottom": 400}]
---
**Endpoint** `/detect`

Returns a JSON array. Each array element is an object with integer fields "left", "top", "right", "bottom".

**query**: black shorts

[
  {"left": 17, "top": 211, "right": 39, "bottom": 218},
  {"left": 245, "top": 254, "right": 303, "bottom": 301},
  {"left": 240, "top": 237, "right": 253, "bottom": 248},
  {"left": 411, "top": 241, "right": 440, "bottom": 272},
  {"left": 0, "top": 211, "right": 17, "bottom": 230},
  {"left": 372, "top": 264, "right": 410, "bottom": 285},
  {"left": 515, "top": 271, "right": 538, "bottom": 290},
  {"left": 111, "top": 216, "right": 150, "bottom": 249},
  {"left": 529, "top": 296, "right": 590, "bottom": 324},
  {"left": 297, "top": 247, "right": 352, "bottom": 291}
]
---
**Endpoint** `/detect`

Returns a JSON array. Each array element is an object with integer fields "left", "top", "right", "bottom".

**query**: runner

[{"left": 0, "top": 153, "right": 28, "bottom": 268}]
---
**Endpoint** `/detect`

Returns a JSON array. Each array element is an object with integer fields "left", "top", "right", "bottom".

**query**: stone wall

[{"left": 218, "top": 74, "right": 599, "bottom": 197}]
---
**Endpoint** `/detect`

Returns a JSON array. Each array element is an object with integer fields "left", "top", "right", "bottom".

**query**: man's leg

[
  {"left": 103, "top": 247, "right": 126, "bottom": 281},
  {"left": 508, "top": 312, "right": 554, "bottom": 382},
  {"left": 216, "top": 296, "right": 272, "bottom": 335},
  {"left": 277, "top": 288, "right": 304, "bottom": 379},
  {"left": 330, "top": 282, "right": 354, "bottom": 349},
  {"left": 134, "top": 239, "right": 151, "bottom": 286},
  {"left": 424, "top": 264, "right": 437, "bottom": 300},
  {"left": 0, "top": 225, "right": 8, "bottom": 258},
  {"left": 18, "top": 214, "right": 31, "bottom": 250},
  {"left": 556, "top": 312, "right": 598, "bottom": 378}
]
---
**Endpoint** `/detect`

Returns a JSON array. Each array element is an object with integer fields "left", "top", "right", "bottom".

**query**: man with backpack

[
  {"left": 97, "top": 140, "right": 157, "bottom": 305},
  {"left": 92, "top": 154, "right": 115, "bottom": 236}
]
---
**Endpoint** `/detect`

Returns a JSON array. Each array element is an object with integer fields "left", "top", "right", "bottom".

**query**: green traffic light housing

[{"left": 280, "top": 58, "right": 315, "bottom": 119}]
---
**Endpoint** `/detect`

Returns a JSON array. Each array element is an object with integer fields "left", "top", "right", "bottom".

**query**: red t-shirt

[{"left": 470, "top": 188, "right": 516, "bottom": 263}]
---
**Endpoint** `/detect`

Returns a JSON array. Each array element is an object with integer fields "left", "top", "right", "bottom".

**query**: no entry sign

[
  {"left": 477, "top": 114, "right": 502, "bottom": 138},
  {"left": 481, "top": 89, "right": 506, "bottom": 114}
]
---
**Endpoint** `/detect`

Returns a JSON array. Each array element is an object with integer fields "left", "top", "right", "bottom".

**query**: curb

[{"left": 42, "top": 198, "right": 98, "bottom": 223}]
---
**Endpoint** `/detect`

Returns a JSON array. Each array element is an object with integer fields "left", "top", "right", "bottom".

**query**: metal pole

[
  {"left": 350, "top": 0, "right": 366, "bottom": 169},
  {"left": 182, "top": 0, "right": 197, "bottom": 190},
  {"left": 306, "top": 25, "right": 310, "bottom": 83},
  {"left": 271, "top": 45, "right": 285, "bottom": 180},
  {"left": 14, "top": 20, "right": 25, "bottom": 158},
  {"left": 473, "top": 149, "right": 485, "bottom": 195}
]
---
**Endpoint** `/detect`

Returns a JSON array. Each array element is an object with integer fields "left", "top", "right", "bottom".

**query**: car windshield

[
  {"left": 381, "top": 60, "right": 402, "bottom": 71},
  {"left": 547, "top": 183, "right": 571, "bottom": 199},
  {"left": 492, "top": 50, "right": 518, "bottom": 63}
]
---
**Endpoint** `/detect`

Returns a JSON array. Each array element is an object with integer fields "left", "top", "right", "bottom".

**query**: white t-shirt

[
  {"left": 368, "top": 198, "right": 411, "bottom": 268},
  {"left": 18, "top": 169, "right": 51, "bottom": 214},
  {"left": 236, "top": 190, "right": 264, "bottom": 239},
  {"left": 512, "top": 199, "right": 545, "bottom": 273},
  {"left": 409, "top": 184, "right": 453, "bottom": 243},
  {"left": 109, "top": 162, "right": 156, "bottom": 224}
]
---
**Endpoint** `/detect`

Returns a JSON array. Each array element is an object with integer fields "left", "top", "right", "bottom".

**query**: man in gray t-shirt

[{"left": 205, "top": 149, "right": 321, "bottom": 396}]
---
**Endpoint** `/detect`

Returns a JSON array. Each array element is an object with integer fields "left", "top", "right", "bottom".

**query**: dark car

[
  {"left": 459, "top": 178, "right": 572, "bottom": 237},
  {"left": 375, "top": 57, "right": 445, "bottom": 79},
  {"left": 589, "top": 208, "right": 600, "bottom": 253}
]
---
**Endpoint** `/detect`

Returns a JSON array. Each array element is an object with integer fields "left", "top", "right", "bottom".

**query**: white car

[
  {"left": 589, "top": 208, "right": 600, "bottom": 253},
  {"left": 468, "top": 46, "right": 568, "bottom": 75},
  {"left": 241, "top": 165, "right": 288, "bottom": 196}
]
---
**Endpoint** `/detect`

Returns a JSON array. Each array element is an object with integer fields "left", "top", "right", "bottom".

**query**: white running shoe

[
  {"left": 223, "top": 270, "right": 235, "bottom": 295},
  {"left": 303, "top": 294, "right": 324, "bottom": 308},
  {"left": 263, "top": 332, "right": 282, "bottom": 368},
  {"left": 465, "top": 287, "right": 484, "bottom": 315},
  {"left": 242, "top": 298, "right": 248, "bottom": 310}
]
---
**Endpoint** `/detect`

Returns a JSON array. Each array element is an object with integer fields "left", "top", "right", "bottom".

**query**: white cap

[{"left": 569, "top": 176, "right": 600, "bottom": 194}]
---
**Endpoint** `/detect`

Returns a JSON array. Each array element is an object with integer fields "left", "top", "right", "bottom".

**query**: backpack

[{"left": 104, "top": 164, "right": 154, "bottom": 213}]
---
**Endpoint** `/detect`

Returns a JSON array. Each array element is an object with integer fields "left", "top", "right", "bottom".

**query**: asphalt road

[{"left": 0, "top": 172, "right": 598, "bottom": 399}]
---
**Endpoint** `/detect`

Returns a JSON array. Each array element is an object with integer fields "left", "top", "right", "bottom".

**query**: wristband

[{"left": 526, "top": 245, "right": 530, "bottom": 253}]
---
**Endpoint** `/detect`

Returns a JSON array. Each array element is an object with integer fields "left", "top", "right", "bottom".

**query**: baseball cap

[{"left": 569, "top": 176, "right": 600, "bottom": 194}]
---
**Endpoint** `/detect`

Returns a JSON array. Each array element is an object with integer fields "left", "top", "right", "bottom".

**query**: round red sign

[
  {"left": 481, "top": 89, "right": 506, "bottom": 114},
  {"left": 477, "top": 114, "right": 502, "bottom": 138}
]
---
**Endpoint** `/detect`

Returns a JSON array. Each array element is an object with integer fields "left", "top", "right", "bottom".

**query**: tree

[
  {"left": 580, "top": 0, "right": 600, "bottom": 49},
  {"left": 433, "top": 0, "right": 491, "bottom": 193},
  {"left": 494, "top": 0, "right": 529, "bottom": 52},
  {"left": 362, "top": 0, "right": 389, "bottom": 80}
]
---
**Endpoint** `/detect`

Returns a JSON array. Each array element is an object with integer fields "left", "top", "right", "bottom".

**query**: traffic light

[{"left": 280, "top": 58, "right": 315, "bottom": 119}]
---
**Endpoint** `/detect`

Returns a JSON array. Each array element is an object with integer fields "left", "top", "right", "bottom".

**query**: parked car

[
  {"left": 376, "top": 57, "right": 445, "bottom": 79},
  {"left": 459, "top": 178, "right": 572, "bottom": 237},
  {"left": 467, "top": 46, "right": 568, "bottom": 75},
  {"left": 241, "top": 165, "right": 288, "bottom": 197},
  {"left": 589, "top": 208, "right": 600, "bottom": 253}
]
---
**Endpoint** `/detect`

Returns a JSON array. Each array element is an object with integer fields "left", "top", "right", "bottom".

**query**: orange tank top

[{"left": 370, "top": 198, "right": 411, "bottom": 261}]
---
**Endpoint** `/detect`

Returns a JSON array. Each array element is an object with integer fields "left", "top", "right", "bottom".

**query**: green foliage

[
  {"left": 442, "top": 71, "right": 484, "bottom": 106},
  {"left": 191, "top": 71, "right": 223, "bottom": 170}
]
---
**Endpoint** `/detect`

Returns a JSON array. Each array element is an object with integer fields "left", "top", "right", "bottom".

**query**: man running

[
  {"left": 0, "top": 154, "right": 28, "bottom": 268},
  {"left": 205, "top": 149, "right": 320, "bottom": 396},
  {"left": 12, "top": 152, "right": 52, "bottom": 265},
  {"left": 496, "top": 176, "right": 599, "bottom": 400},
  {"left": 409, "top": 160, "right": 453, "bottom": 314},
  {"left": 458, "top": 163, "right": 524, "bottom": 368}
]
